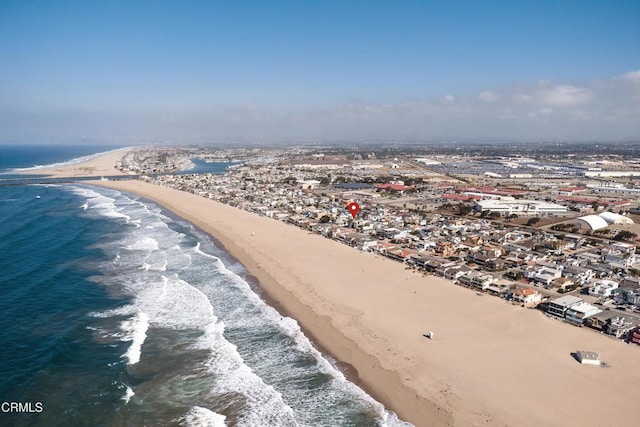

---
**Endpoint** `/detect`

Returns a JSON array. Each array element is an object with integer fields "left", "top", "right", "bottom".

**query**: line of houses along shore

[{"left": 130, "top": 163, "right": 640, "bottom": 348}]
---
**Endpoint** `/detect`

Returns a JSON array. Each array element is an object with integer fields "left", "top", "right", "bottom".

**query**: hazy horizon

[{"left": 1, "top": 1, "right": 639, "bottom": 144}]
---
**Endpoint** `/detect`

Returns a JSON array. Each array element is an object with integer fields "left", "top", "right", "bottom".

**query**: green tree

[
  {"left": 526, "top": 217, "right": 541, "bottom": 227},
  {"left": 614, "top": 230, "right": 637, "bottom": 242},
  {"left": 457, "top": 204, "right": 472, "bottom": 215}
]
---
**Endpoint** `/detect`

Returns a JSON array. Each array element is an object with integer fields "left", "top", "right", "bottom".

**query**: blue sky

[{"left": 0, "top": 0, "right": 639, "bottom": 143}]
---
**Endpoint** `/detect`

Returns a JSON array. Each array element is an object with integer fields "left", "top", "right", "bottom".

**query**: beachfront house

[
  {"left": 485, "top": 282, "right": 511, "bottom": 297},
  {"left": 444, "top": 265, "right": 473, "bottom": 281},
  {"left": 547, "top": 295, "right": 583, "bottom": 319},
  {"left": 421, "top": 257, "right": 449, "bottom": 273},
  {"left": 565, "top": 302, "right": 602, "bottom": 326},
  {"left": 605, "top": 316, "right": 637, "bottom": 338},
  {"left": 435, "top": 261, "right": 460, "bottom": 277},
  {"left": 585, "top": 311, "right": 618, "bottom": 332},
  {"left": 457, "top": 271, "right": 496, "bottom": 289},
  {"left": 513, "top": 288, "right": 543, "bottom": 307}
]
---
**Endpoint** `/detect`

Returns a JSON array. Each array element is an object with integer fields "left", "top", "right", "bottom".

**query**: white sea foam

[
  {"left": 126, "top": 236, "right": 159, "bottom": 251},
  {"left": 108, "top": 272, "right": 300, "bottom": 426},
  {"left": 71, "top": 185, "right": 411, "bottom": 426},
  {"left": 123, "top": 386, "right": 135, "bottom": 404},
  {"left": 193, "top": 245, "right": 413, "bottom": 427},
  {"left": 120, "top": 312, "right": 149, "bottom": 365},
  {"left": 180, "top": 406, "right": 227, "bottom": 427},
  {"left": 193, "top": 323, "right": 299, "bottom": 427},
  {"left": 89, "top": 305, "right": 138, "bottom": 318},
  {"left": 70, "top": 187, "right": 130, "bottom": 221}
]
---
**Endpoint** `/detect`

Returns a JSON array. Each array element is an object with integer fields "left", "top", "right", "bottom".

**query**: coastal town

[{"left": 116, "top": 145, "right": 640, "bottom": 348}]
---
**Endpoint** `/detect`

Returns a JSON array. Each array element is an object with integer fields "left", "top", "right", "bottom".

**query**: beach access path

[{"left": 90, "top": 179, "right": 640, "bottom": 427}]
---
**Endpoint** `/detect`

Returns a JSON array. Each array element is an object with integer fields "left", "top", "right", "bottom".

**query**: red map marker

[{"left": 347, "top": 201, "right": 360, "bottom": 219}]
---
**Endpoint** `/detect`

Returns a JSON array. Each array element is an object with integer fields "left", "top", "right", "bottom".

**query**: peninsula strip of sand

[
  {"left": 15, "top": 148, "right": 130, "bottom": 178},
  {"left": 88, "top": 179, "right": 640, "bottom": 427}
]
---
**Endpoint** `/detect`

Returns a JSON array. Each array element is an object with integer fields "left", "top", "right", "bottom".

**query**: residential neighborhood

[{"left": 121, "top": 146, "right": 640, "bottom": 346}]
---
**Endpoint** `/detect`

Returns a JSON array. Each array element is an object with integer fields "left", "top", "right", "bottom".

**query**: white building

[
  {"left": 414, "top": 158, "right": 441, "bottom": 165},
  {"left": 603, "top": 242, "right": 636, "bottom": 269},
  {"left": 548, "top": 295, "right": 583, "bottom": 318},
  {"left": 527, "top": 266, "right": 563, "bottom": 286},
  {"left": 513, "top": 288, "right": 543, "bottom": 306},
  {"left": 576, "top": 351, "right": 601, "bottom": 365},
  {"left": 571, "top": 215, "right": 609, "bottom": 231},
  {"left": 298, "top": 179, "right": 321, "bottom": 190},
  {"left": 584, "top": 170, "right": 640, "bottom": 178},
  {"left": 589, "top": 280, "right": 619, "bottom": 299},
  {"left": 565, "top": 302, "right": 602, "bottom": 325},
  {"left": 598, "top": 211, "right": 634, "bottom": 225},
  {"left": 474, "top": 199, "right": 567, "bottom": 216},
  {"left": 465, "top": 192, "right": 514, "bottom": 200}
]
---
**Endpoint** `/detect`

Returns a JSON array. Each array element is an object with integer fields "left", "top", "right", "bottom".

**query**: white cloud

[
  {"left": 478, "top": 91, "right": 499, "bottom": 102},
  {"left": 540, "top": 85, "right": 592, "bottom": 106},
  {"left": 515, "top": 93, "right": 533, "bottom": 103},
  {"left": 2, "top": 70, "right": 639, "bottom": 143},
  {"left": 624, "top": 70, "right": 640, "bottom": 82}
]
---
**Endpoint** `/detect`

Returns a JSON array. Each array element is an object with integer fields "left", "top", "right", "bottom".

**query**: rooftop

[{"left": 549, "top": 295, "right": 583, "bottom": 307}]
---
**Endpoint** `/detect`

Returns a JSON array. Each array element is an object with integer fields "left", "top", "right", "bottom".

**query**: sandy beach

[
  {"left": 15, "top": 148, "right": 130, "bottom": 178},
  {"left": 83, "top": 178, "right": 640, "bottom": 427}
]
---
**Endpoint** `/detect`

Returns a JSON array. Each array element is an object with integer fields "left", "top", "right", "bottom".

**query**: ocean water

[
  {"left": 0, "top": 149, "right": 412, "bottom": 426},
  {"left": 0, "top": 144, "right": 124, "bottom": 175},
  {"left": 176, "top": 158, "right": 242, "bottom": 175}
]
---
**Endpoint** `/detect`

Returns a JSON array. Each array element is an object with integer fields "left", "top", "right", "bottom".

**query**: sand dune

[{"left": 88, "top": 179, "right": 640, "bottom": 427}]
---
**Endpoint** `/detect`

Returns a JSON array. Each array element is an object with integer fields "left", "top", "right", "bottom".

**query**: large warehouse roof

[
  {"left": 598, "top": 211, "right": 634, "bottom": 225},
  {"left": 576, "top": 215, "right": 609, "bottom": 230}
]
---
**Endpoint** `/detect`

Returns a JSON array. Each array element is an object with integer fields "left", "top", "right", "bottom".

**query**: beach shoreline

[
  {"left": 14, "top": 148, "right": 130, "bottom": 178},
  {"left": 88, "top": 178, "right": 640, "bottom": 427},
  {"left": 152, "top": 199, "right": 389, "bottom": 419},
  {"left": 44, "top": 148, "right": 640, "bottom": 427},
  {"left": 90, "top": 179, "right": 452, "bottom": 426}
]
